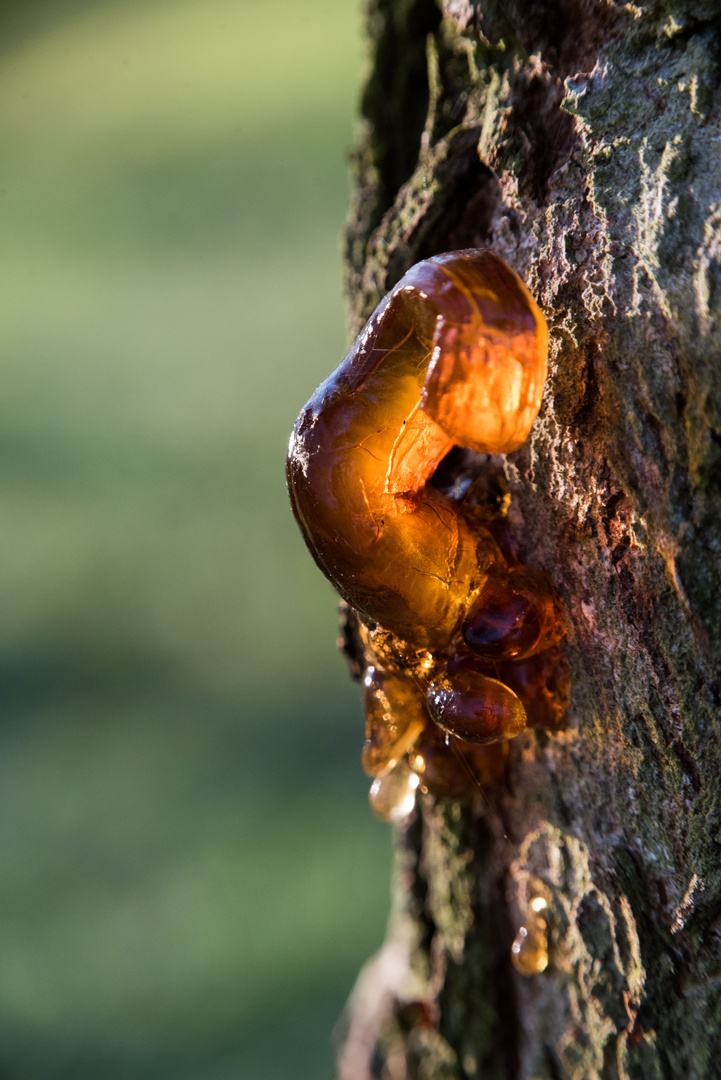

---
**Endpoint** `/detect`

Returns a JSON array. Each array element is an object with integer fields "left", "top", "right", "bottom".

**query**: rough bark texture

[{"left": 335, "top": 1, "right": 721, "bottom": 1078}]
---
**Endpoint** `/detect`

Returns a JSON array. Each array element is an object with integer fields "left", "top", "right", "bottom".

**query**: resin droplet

[
  {"left": 511, "top": 880, "right": 551, "bottom": 976},
  {"left": 463, "top": 566, "right": 564, "bottom": 661},
  {"left": 361, "top": 667, "right": 427, "bottom": 776},
  {"left": 368, "top": 765, "right": 420, "bottom": 823},
  {"left": 427, "top": 666, "right": 526, "bottom": 744}
]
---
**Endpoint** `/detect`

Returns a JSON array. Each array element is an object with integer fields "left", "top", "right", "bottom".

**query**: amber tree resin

[{"left": 287, "top": 249, "right": 568, "bottom": 816}]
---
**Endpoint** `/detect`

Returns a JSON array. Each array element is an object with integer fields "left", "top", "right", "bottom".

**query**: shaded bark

[{"left": 336, "top": 1, "right": 721, "bottom": 1077}]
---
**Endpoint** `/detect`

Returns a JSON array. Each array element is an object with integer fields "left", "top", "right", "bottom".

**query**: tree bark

[{"left": 335, "top": 1, "right": 721, "bottom": 1078}]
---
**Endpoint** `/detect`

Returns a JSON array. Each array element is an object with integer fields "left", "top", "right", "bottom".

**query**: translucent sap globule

[{"left": 361, "top": 667, "right": 427, "bottom": 776}]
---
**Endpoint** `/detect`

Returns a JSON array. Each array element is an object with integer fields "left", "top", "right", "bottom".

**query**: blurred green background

[{"left": 0, "top": 1, "right": 392, "bottom": 1076}]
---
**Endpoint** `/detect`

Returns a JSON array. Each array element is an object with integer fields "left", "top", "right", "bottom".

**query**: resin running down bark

[{"left": 287, "top": 249, "right": 569, "bottom": 810}]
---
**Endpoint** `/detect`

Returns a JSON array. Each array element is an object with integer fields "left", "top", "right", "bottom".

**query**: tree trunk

[{"left": 334, "top": 1, "right": 721, "bottom": 1077}]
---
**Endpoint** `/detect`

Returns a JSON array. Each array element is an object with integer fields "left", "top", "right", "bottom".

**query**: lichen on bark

[{"left": 335, "top": 1, "right": 721, "bottom": 1077}]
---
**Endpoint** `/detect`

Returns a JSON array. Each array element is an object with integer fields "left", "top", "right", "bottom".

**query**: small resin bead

[
  {"left": 368, "top": 764, "right": 420, "bottom": 823},
  {"left": 427, "top": 667, "right": 527, "bottom": 744},
  {"left": 511, "top": 919, "right": 549, "bottom": 976},
  {"left": 511, "top": 881, "right": 551, "bottom": 976},
  {"left": 462, "top": 566, "right": 564, "bottom": 661},
  {"left": 361, "top": 667, "right": 427, "bottom": 776}
]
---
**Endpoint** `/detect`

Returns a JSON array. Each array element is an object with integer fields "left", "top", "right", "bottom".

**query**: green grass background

[{"left": 0, "top": 1, "right": 392, "bottom": 1076}]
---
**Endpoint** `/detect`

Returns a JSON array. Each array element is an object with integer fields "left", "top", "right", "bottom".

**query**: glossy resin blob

[{"left": 287, "top": 249, "right": 569, "bottom": 815}]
